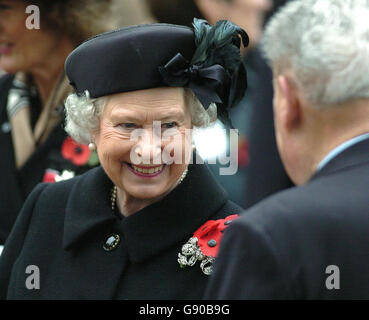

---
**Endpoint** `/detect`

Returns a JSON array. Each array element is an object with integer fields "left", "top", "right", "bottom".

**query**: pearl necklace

[{"left": 110, "top": 167, "right": 189, "bottom": 212}]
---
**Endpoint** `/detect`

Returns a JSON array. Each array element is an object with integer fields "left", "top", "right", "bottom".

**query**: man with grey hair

[{"left": 205, "top": 0, "right": 369, "bottom": 299}]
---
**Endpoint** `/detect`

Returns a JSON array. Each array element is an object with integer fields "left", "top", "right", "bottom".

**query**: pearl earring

[{"left": 88, "top": 142, "right": 96, "bottom": 151}]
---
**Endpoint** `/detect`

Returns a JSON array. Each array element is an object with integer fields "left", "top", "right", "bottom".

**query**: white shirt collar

[{"left": 316, "top": 133, "right": 369, "bottom": 172}]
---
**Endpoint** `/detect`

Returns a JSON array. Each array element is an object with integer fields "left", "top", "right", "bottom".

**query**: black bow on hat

[
  {"left": 159, "top": 53, "right": 229, "bottom": 109},
  {"left": 159, "top": 19, "right": 249, "bottom": 127}
]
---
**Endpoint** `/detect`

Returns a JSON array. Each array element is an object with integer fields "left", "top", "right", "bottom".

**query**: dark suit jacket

[
  {"left": 0, "top": 163, "right": 242, "bottom": 299},
  {"left": 205, "top": 138, "right": 369, "bottom": 299},
  {"left": 0, "top": 75, "right": 97, "bottom": 244}
]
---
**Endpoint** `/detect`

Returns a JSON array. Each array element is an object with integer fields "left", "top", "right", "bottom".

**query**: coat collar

[
  {"left": 62, "top": 163, "right": 228, "bottom": 263},
  {"left": 62, "top": 167, "right": 116, "bottom": 250},
  {"left": 310, "top": 137, "right": 369, "bottom": 181}
]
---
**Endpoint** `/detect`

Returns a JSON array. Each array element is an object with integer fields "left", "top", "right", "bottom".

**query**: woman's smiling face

[{"left": 94, "top": 87, "right": 193, "bottom": 200}]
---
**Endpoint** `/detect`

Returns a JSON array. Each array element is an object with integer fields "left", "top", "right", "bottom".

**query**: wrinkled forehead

[{"left": 103, "top": 87, "right": 188, "bottom": 118}]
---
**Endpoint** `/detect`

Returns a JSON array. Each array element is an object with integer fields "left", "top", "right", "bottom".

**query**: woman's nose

[{"left": 133, "top": 131, "right": 163, "bottom": 163}]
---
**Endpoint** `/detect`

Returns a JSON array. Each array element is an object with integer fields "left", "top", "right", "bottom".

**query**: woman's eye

[
  {"left": 162, "top": 122, "right": 178, "bottom": 129},
  {"left": 120, "top": 123, "right": 137, "bottom": 129}
]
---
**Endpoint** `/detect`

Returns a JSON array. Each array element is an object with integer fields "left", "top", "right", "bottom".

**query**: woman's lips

[
  {"left": 0, "top": 43, "right": 14, "bottom": 55},
  {"left": 125, "top": 162, "right": 166, "bottom": 178}
]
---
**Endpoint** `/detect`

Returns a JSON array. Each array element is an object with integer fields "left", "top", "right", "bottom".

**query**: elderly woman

[
  {"left": 0, "top": 20, "right": 248, "bottom": 299},
  {"left": 0, "top": 0, "right": 148, "bottom": 246}
]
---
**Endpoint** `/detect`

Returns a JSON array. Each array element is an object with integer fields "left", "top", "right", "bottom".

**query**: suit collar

[
  {"left": 62, "top": 163, "right": 228, "bottom": 262},
  {"left": 310, "top": 137, "right": 369, "bottom": 181}
]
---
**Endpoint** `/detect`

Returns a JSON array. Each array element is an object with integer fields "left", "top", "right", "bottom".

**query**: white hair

[
  {"left": 261, "top": 0, "right": 369, "bottom": 108},
  {"left": 64, "top": 88, "right": 217, "bottom": 144}
]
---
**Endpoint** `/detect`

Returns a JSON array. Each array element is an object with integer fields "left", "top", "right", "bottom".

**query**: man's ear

[{"left": 276, "top": 75, "right": 302, "bottom": 131}]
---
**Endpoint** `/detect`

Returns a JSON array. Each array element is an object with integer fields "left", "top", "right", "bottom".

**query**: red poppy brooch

[
  {"left": 178, "top": 214, "right": 238, "bottom": 275},
  {"left": 42, "top": 137, "right": 100, "bottom": 183},
  {"left": 61, "top": 137, "right": 91, "bottom": 166}
]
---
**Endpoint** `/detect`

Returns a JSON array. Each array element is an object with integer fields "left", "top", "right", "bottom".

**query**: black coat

[
  {"left": 0, "top": 75, "right": 97, "bottom": 244},
  {"left": 205, "top": 138, "right": 369, "bottom": 299},
  {"left": 0, "top": 163, "right": 242, "bottom": 299}
]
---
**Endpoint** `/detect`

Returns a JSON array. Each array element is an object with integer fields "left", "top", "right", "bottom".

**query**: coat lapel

[
  {"left": 62, "top": 167, "right": 116, "bottom": 250},
  {"left": 61, "top": 167, "right": 126, "bottom": 299}
]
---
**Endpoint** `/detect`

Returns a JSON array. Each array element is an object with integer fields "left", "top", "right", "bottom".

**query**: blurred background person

[
  {"left": 0, "top": 0, "right": 151, "bottom": 248},
  {"left": 147, "top": 0, "right": 271, "bottom": 47},
  {"left": 243, "top": 0, "right": 294, "bottom": 209},
  {"left": 146, "top": 0, "right": 293, "bottom": 208}
]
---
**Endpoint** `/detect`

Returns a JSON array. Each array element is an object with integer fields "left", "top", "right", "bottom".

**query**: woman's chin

[{"left": 124, "top": 184, "right": 169, "bottom": 200}]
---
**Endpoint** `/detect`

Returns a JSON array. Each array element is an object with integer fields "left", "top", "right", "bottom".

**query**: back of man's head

[
  {"left": 260, "top": 0, "right": 369, "bottom": 185},
  {"left": 262, "top": 0, "right": 369, "bottom": 109}
]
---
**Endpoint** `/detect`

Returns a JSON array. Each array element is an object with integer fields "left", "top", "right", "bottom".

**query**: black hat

[{"left": 65, "top": 19, "right": 248, "bottom": 125}]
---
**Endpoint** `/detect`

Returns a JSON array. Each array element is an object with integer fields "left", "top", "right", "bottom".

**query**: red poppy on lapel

[
  {"left": 178, "top": 214, "right": 239, "bottom": 275},
  {"left": 61, "top": 137, "right": 90, "bottom": 166},
  {"left": 194, "top": 214, "right": 238, "bottom": 257}
]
